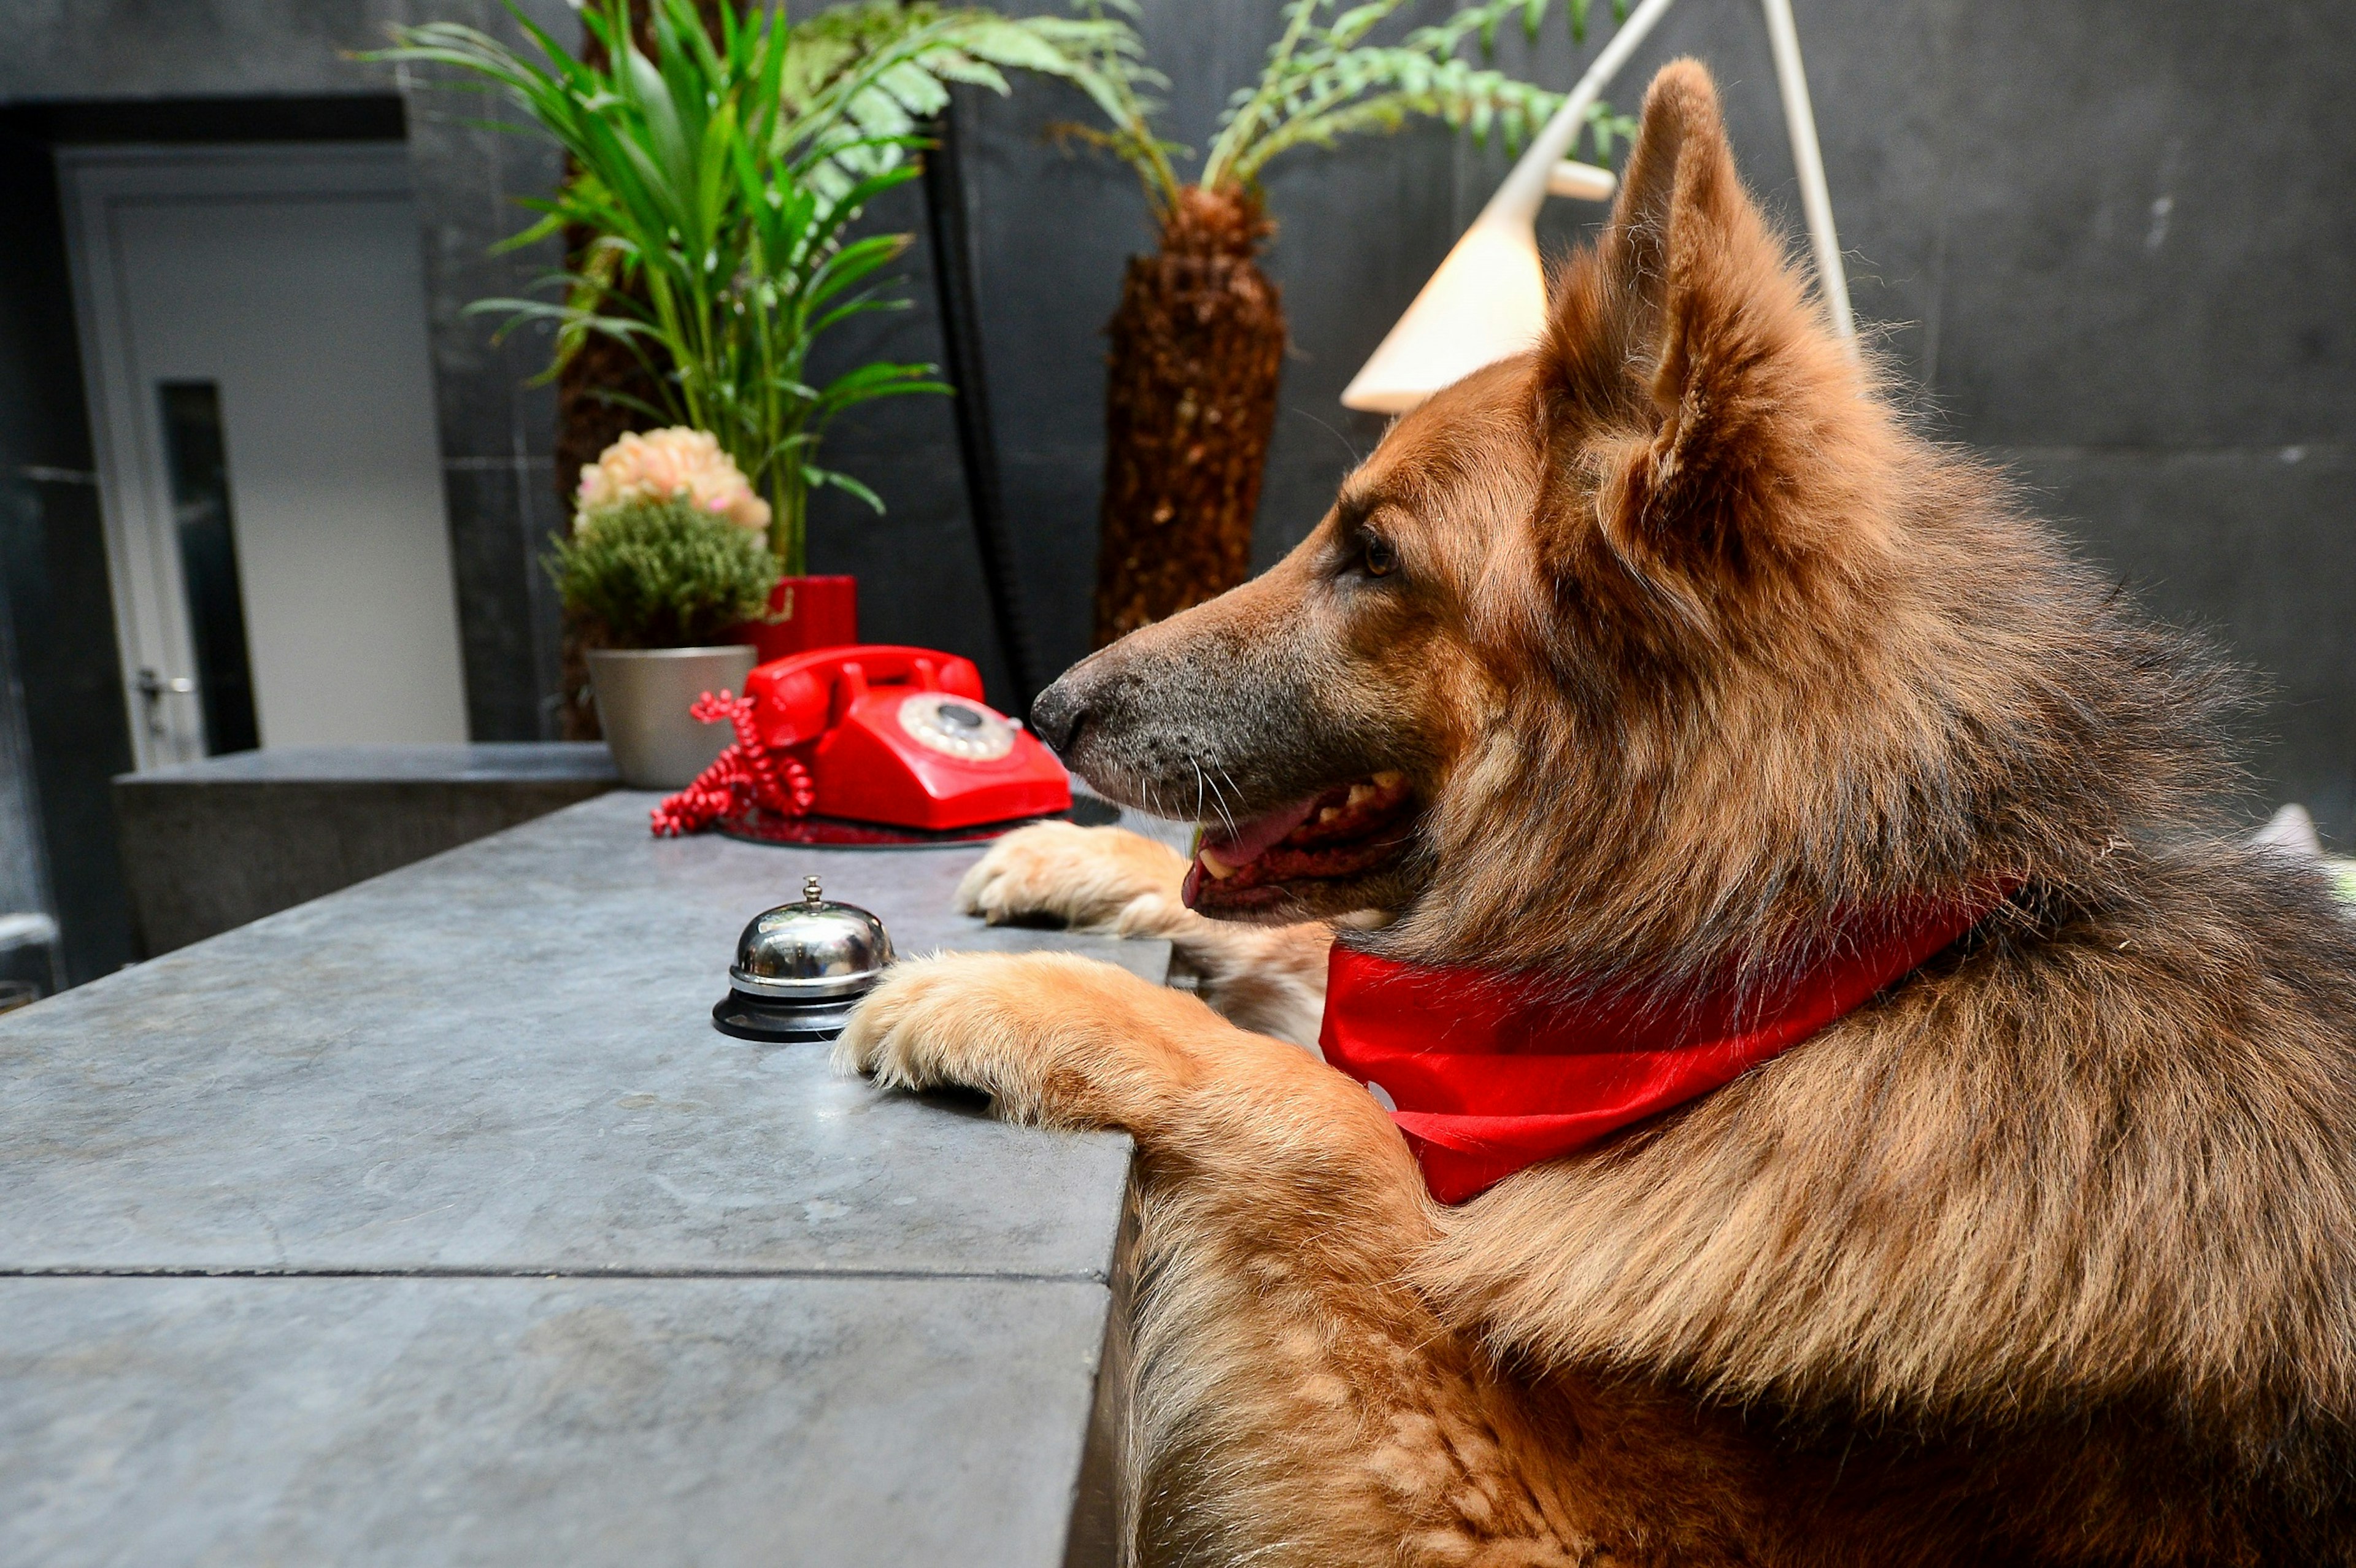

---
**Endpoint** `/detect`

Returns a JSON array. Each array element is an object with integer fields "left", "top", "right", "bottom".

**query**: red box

[{"left": 737, "top": 575, "right": 857, "bottom": 665}]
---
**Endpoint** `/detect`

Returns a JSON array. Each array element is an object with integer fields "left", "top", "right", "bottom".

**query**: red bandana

[{"left": 1319, "top": 892, "right": 2009, "bottom": 1204}]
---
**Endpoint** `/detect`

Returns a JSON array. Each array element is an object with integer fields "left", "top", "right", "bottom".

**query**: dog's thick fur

[{"left": 842, "top": 62, "right": 2356, "bottom": 1566}]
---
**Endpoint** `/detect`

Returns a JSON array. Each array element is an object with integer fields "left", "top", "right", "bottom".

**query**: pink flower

[{"left": 573, "top": 428, "right": 773, "bottom": 536}]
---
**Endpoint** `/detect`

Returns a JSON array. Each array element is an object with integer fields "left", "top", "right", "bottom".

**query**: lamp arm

[
  {"left": 1760, "top": 0, "right": 1857, "bottom": 344},
  {"left": 1341, "top": 0, "right": 1860, "bottom": 413},
  {"left": 1474, "top": 0, "right": 1682, "bottom": 231}
]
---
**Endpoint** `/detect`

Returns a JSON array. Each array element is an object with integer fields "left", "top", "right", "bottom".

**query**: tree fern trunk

[{"left": 1092, "top": 187, "right": 1286, "bottom": 648}]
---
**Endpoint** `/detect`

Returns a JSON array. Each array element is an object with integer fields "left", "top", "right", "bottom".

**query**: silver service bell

[{"left": 712, "top": 875, "right": 894, "bottom": 1042}]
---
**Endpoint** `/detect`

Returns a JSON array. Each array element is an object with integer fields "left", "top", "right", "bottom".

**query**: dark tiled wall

[
  {"left": 937, "top": 0, "right": 2356, "bottom": 839},
  {"left": 391, "top": 4, "right": 574, "bottom": 741},
  {"left": 0, "top": 0, "right": 2347, "bottom": 983}
]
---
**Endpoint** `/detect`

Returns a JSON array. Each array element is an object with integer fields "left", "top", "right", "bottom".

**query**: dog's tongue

[{"left": 1198, "top": 797, "right": 1319, "bottom": 873}]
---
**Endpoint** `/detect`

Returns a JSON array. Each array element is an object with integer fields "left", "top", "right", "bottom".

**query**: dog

[{"left": 840, "top": 60, "right": 2356, "bottom": 1566}]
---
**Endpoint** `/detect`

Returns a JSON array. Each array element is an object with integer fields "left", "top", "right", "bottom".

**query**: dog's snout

[{"left": 1029, "top": 674, "right": 1090, "bottom": 756}]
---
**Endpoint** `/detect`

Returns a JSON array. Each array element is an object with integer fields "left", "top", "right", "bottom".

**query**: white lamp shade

[
  {"left": 1334, "top": 0, "right": 1854, "bottom": 417},
  {"left": 1547, "top": 159, "right": 1619, "bottom": 201},
  {"left": 1339, "top": 218, "right": 1548, "bottom": 415}
]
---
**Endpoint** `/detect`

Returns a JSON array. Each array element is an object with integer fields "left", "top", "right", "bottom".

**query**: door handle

[{"left": 135, "top": 666, "right": 196, "bottom": 737}]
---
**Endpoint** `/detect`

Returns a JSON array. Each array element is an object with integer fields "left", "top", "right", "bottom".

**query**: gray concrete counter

[
  {"left": 0, "top": 791, "right": 1158, "bottom": 1566},
  {"left": 114, "top": 743, "right": 622, "bottom": 956}
]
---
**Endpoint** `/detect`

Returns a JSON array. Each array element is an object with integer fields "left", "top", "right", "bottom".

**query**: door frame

[{"left": 56, "top": 141, "right": 424, "bottom": 769}]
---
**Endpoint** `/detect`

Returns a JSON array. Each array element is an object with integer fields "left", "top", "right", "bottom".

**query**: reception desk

[{"left": 1, "top": 791, "right": 1158, "bottom": 1566}]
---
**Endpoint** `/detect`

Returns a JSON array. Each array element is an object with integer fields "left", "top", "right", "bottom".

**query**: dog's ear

[{"left": 1545, "top": 60, "right": 1869, "bottom": 597}]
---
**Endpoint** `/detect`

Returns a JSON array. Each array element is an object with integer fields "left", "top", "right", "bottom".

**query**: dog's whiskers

[
  {"left": 1198, "top": 758, "right": 1241, "bottom": 840},
  {"left": 1210, "top": 762, "right": 1247, "bottom": 839}
]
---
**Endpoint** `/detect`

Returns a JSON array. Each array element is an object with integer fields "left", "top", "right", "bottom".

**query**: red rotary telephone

[{"left": 740, "top": 645, "right": 1071, "bottom": 830}]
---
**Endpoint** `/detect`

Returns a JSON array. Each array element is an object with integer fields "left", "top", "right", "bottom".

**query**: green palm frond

[
  {"left": 370, "top": 0, "right": 1148, "bottom": 573},
  {"left": 374, "top": 0, "right": 1634, "bottom": 565}
]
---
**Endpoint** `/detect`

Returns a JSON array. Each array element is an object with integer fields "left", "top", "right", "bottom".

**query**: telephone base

[{"left": 713, "top": 796, "right": 1118, "bottom": 851}]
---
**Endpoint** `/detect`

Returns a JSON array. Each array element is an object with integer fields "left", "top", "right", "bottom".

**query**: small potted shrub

[{"left": 554, "top": 429, "right": 780, "bottom": 788}]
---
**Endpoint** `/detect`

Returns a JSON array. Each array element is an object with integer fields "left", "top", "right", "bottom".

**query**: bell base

[{"left": 711, "top": 988, "right": 860, "bottom": 1042}]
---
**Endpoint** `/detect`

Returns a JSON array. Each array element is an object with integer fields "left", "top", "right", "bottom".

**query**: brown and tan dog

[{"left": 840, "top": 61, "right": 2356, "bottom": 1566}]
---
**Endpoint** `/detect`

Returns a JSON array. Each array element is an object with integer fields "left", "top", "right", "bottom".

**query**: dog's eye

[{"left": 1361, "top": 535, "right": 1398, "bottom": 578}]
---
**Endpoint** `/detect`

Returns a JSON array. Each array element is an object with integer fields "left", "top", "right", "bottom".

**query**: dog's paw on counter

[
  {"left": 957, "top": 821, "right": 1191, "bottom": 932},
  {"left": 836, "top": 949, "right": 1209, "bottom": 1130}
]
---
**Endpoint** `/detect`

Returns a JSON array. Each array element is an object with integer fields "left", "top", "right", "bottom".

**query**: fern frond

[
  {"left": 777, "top": 2, "right": 1176, "bottom": 207},
  {"left": 1204, "top": 0, "right": 1633, "bottom": 191}
]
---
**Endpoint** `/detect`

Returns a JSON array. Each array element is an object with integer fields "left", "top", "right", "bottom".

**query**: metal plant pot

[{"left": 587, "top": 645, "right": 758, "bottom": 790}]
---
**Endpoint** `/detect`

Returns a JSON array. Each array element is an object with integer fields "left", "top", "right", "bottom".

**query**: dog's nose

[{"left": 1029, "top": 674, "right": 1088, "bottom": 756}]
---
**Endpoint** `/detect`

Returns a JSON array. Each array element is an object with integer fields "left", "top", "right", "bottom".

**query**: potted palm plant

[
  {"left": 1058, "top": 0, "right": 1633, "bottom": 644},
  {"left": 554, "top": 428, "right": 780, "bottom": 786},
  {"left": 378, "top": 0, "right": 1147, "bottom": 693}
]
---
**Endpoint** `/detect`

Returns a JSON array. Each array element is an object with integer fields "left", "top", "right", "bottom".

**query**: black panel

[
  {"left": 0, "top": 125, "right": 135, "bottom": 982},
  {"left": 156, "top": 381, "right": 260, "bottom": 757},
  {"left": 0, "top": 94, "right": 404, "bottom": 147}
]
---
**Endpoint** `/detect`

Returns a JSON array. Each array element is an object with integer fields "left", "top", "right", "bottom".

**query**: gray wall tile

[
  {"left": 0, "top": 0, "right": 2349, "bottom": 877},
  {"left": 2005, "top": 443, "right": 2356, "bottom": 836}
]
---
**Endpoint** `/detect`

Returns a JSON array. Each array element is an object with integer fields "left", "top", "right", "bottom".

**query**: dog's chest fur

[{"left": 1119, "top": 841, "right": 2356, "bottom": 1566}]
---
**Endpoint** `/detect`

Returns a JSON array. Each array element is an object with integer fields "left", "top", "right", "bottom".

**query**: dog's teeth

[
  {"left": 1371, "top": 769, "right": 1404, "bottom": 789},
  {"left": 1346, "top": 783, "right": 1373, "bottom": 807},
  {"left": 1318, "top": 807, "right": 1341, "bottom": 823},
  {"left": 1199, "top": 848, "right": 1238, "bottom": 880}
]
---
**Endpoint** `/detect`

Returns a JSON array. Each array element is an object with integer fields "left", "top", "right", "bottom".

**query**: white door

[{"left": 59, "top": 143, "right": 468, "bottom": 767}]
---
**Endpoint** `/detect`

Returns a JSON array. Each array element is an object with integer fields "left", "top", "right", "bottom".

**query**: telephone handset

[{"left": 740, "top": 644, "right": 1071, "bottom": 831}]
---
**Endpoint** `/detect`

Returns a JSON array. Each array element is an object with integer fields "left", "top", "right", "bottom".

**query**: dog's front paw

[
  {"left": 956, "top": 823, "right": 1190, "bottom": 931},
  {"left": 834, "top": 952, "right": 999, "bottom": 1095},
  {"left": 836, "top": 950, "right": 1196, "bottom": 1129}
]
